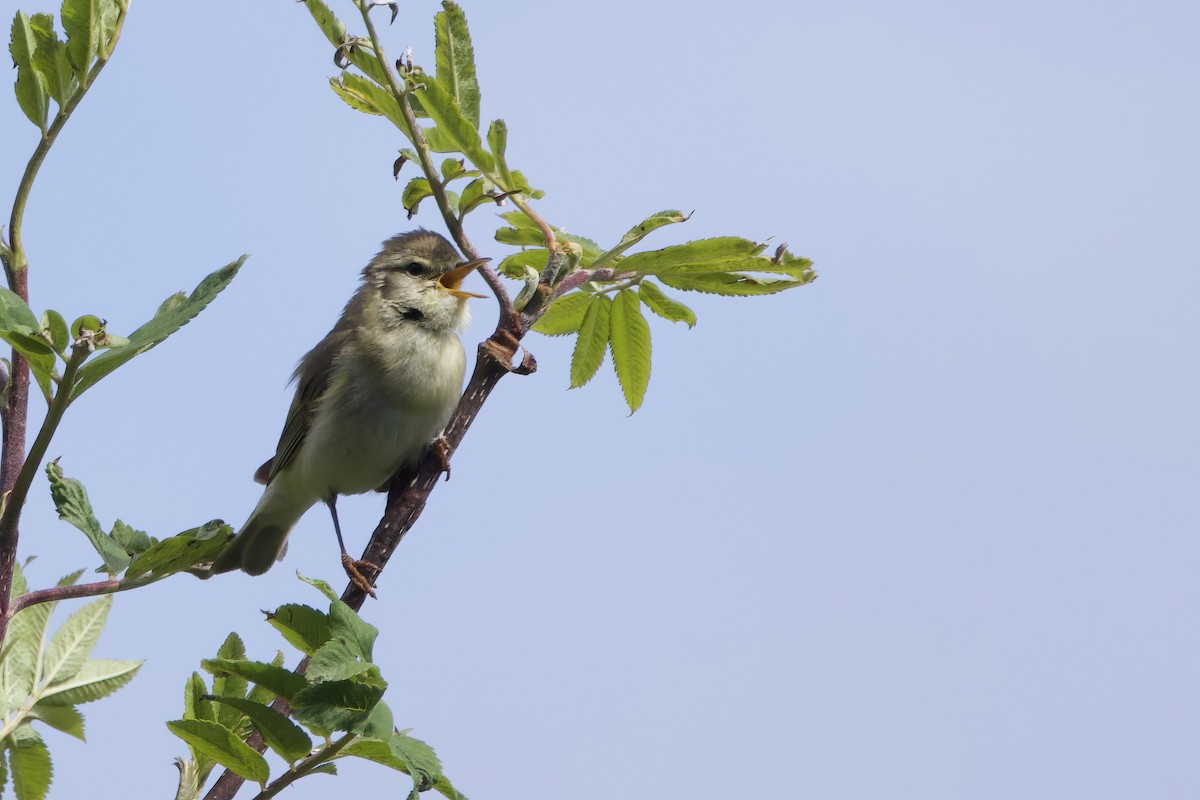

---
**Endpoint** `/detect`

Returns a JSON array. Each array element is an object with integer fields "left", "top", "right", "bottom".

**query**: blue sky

[{"left": 3, "top": 1, "right": 1199, "bottom": 798}]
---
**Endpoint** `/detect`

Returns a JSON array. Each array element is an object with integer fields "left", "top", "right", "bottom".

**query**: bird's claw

[
  {"left": 341, "top": 553, "right": 380, "bottom": 598},
  {"left": 431, "top": 436, "right": 452, "bottom": 481}
]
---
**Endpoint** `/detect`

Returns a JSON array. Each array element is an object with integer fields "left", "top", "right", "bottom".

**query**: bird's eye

[{"left": 402, "top": 262, "right": 425, "bottom": 276}]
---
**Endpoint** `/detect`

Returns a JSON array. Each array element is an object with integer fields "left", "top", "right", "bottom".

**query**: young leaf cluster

[
  {"left": 8, "top": 0, "right": 126, "bottom": 135},
  {"left": 169, "top": 577, "right": 465, "bottom": 800},
  {"left": 0, "top": 563, "right": 141, "bottom": 800},
  {"left": 507, "top": 212, "right": 816, "bottom": 412},
  {"left": 44, "top": 455, "right": 232, "bottom": 582},
  {"left": 307, "top": 0, "right": 542, "bottom": 223}
]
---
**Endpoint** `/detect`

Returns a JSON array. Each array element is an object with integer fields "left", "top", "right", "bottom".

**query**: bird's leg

[
  {"left": 431, "top": 435, "right": 452, "bottom": 481},
  {"left": 327, "top": 495, "right": 379, "bottom": 598}
]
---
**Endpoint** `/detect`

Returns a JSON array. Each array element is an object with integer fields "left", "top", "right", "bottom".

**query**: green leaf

[
  {"left": 494, "top": 212, "right": 601, "bottom": 260},
  {"left": 290, "top": 680, "right": 385, "bottom": 735},
  {"left": 246, "top": 652, "right": 286, "bottom": 707},
  {"left": 28, "top": 702, "right": 85, "bottom": 740},
  {"left": 210, "top": 634, "right": 248, "bottom": 733},
  {"left": 329, "top": 74, "right": 413, "bottom": 139},
  {"left": 591, "top": 210, "right": 691, "bottom": 271},
  {"left": 184, "top": 672, "right": 214, "bottom": 723},
  {"left": 532, "top": 292, "right": 591, "bottom": 336},
  {"left": 307, "top": 639, "right": 374, "bottom": 684},
  {"left": 266, "top": 604, "right": 332, "bottom": 655},
  {"left": 496, "top": 248, "right": 547, "bottom": 280},
  {"left": 10, "top": 12, "right": 49, "bottom": 132},
  {"left": 411, "top": 75, "right": 493, "bottom": 173},
  {"left": 658, "top": 270, "right": 813, "bottom": 297},
  {"left": 486, "top": 119, "right": 516, "bottom": 193},
  {"left": 123, "top": 521, "right": 232, "bottom": 580},
  {"left": 570, "top": 294, "right": 611, "bottom": 389},
  {"left": 301, "top": 0, "right": 345, "bottom": 47},
  {"left": 344, "top": 733, "right": 452, "bottom": 797},
  {"left": 205, "top": 697, "right": 313, "bottom": 763},
  {"left": 0, "top": 330, "right": 56, "bottom": 403},
  {"left": 36, "top": 658, "right": 140, "bottom": 706},
  {"left": 439, "top": 157, "right": 469, "bottom": 182},
  {"left": 72, "top": 256, "right": 246, "bottom": 400},
  {"left": 165, "top": 719, "right": 269, "bottom": 785},
  {"left": 110, "top": 519, "right": 153, "bottom": 559},
  {"left": 96, "top": 0, "right": 120, "bottom": 57},
  {"left": 298, "top": 573, "right": 338, "bottom": 603},
  {"left": 637, "top": 281, "right": 696, "bottom": 328},
  {"left": 458, "top": 177, "right": 495, "bottom": 217},
  {"left": 361, "top": 698, "right": 395, "bottom": 740},
  {"left": 199, "top": 659, "right": 307, "bottom": 702},
  {"left": 401, "top": 177, "right": 434, "bottom": 217},
  {"left": 38, "top": 310, "right": 68, "bottom": 354},
  {"left": 1, "top": 600, "right": 50, "bottom": 703},
  {"left": 617, "top": 236, "right": 766, "bottom": 275},
  {"left": 9, "top": 726, "right": 52, "bottom": 800},
  {"left": 327, "top": 599, "right": 378, "bottom": 664},
  {"left": 41, "top": 595, "right": 112, "bottom": 687},
  {"left": 434, "top": 2, "right": 480, "bottom": 128},
  {"left": 61, "top": 0, "right": 99, "bottom": 79},
  {"left": 45, "top": 461, "right": 129, "bottom": 574},
  {"left": 609, "top": 289, "right": 652, "bottom": 413},
  {"left": 0, "top": 288, "right": 40, "bottom": 332},
  {"left": 69, "top": 314, "right": 103, "bottom": 337},
  {"left": 28, "top": 14, "right": 73, "bottom": 107}
]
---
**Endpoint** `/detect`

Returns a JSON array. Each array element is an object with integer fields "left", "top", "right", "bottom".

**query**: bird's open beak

[{"left": 438, "top": 258, "right": 490, "bottom": 299}]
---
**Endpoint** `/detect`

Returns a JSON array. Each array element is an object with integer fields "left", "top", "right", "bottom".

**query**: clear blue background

[{"left": 3, "top": 1, "right": 1198, "bottom": 798}]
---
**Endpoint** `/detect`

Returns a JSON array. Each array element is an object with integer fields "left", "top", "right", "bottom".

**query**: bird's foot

[
  {"left": 431, "top": 436, "right": 452, "bottom": 481},
  {"left": 341, "top": 553, "right": 380, "bottom": 599}
]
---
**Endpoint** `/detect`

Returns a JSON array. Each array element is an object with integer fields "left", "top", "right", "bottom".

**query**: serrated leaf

[
  {"left": 123, "top": 521, "right": 232, "bottom": 580},
  {"left": 184, "top": 672, "right": 214, "bottom": 723},
  {"left": 617, "top": 237, "right": 766, "bottom": 275},
  {"left": 497, "top": 248, "right": 547, "bottom": 280},
  {"left": 29, "top": 14, "right": 73, "bottom": 107},
  {"left": 246, "top": 652, "right": 286, "bottom": 707},
  {"left": 45, "top": 462, "right": 128, "bottom": 574},
  {"left": 37, "top": 658, "right": 140, "bottom": 705},
  {"left": 329, "top": 73, "right": 413, "bottom": 139},
  {"left": 110, "top": 519, "right": 152, "bottom": 559},
  {"left": 637, "top": 281, "right": 696, "bottom": 328},
  {"left": 290, "top": 680, "right": 385, "bottom": 735},
  {"left": 570, "top": 295, "right": 611, "bottom": 389},
  {"left": 205, "top": 697, "right": 313, "bottom": 763},
  {"left": 266, "top": 604, "right": 332, "bottom": 655},
  {"left": 532, "top": 292, "right": 591, "bottom": 336},
  {"left": 434, "top": 2, "right": 480, "bottom": 128},
  {"left": 591, "top": 210, "right": 691, "bottom": 271},
  {"left": 301, "top": 0, "right": 346, "bottom": 47},
  {"left": 411, "top": 75, "right": 493, "bottom": 173},
  {"left": 61, "top": 0, "right": 99, "bottom": 79},
  {"left": 10, "top": 12, "right": 49, "bottom": 132},
  {"left": 28, "top": 702, "right": 85, "bottom": 740},
  {"left": 210, "top": 634, "right": 248, "bottom": 733},
  {"left": 1, "top": 603, "right": 50, "bottom": 703},
  {"left": 199, "top": 659, "right": 307, "bottom": 702},
  {"left": 328, "top": 599, "right": 378, "bottom": 663},
  {"left": 298, "top": 573, "right": 338, "bottom": 602},
  {"left": 307, "top": 639, "right": 373, "bottom": 684},
  {"left": 658, "top": 270, "right": 813, "bottom": 296},
  {"left": 41, "top": 595, "right": 111, "bottom": 687},
  {"left": 166, "top": 720, "right": 269, "bottom": 784},
  {"left": 361, "top": 699, "right": 395, "bottom": 740},
  {"left": 9, "top": 726, "right": 52, "bottom": 800},
  {"left": 609, "top": 289, "right": 652, "bottom": 413},
  {"left": 38, "top": 310, "right": 68, "bottom": 354},
  {"left": 72, "top": 256, "right": 246, "bottom": 399}
]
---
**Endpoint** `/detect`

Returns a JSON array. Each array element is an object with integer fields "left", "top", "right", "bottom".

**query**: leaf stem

[{"left": 252, "top": 732, "right": 356, "bottom": 800}]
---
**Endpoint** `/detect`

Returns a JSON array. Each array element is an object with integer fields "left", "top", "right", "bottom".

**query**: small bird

[{"left": 210, "top": 230, "right": 486, "bottom": 588}]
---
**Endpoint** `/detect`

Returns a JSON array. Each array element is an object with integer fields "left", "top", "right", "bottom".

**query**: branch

[
  {"left": 253, "top": 732, "right": 355, "bottom": 800},
  {"left": 0, "top": 1, "right": 129, "bottom": 652},
  {"left": 8, "top": 573, "right": 163, "bottom": 617}
]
